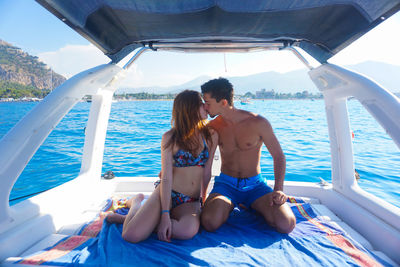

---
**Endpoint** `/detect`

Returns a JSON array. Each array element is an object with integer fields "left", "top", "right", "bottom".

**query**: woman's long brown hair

[{"left": 165, "top": 90, "right": 212, "bottom": 155}]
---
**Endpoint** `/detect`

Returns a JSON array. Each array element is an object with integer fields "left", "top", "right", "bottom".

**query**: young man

[{"left": 200, "top": 78, "right": 296, "bottom": 233}]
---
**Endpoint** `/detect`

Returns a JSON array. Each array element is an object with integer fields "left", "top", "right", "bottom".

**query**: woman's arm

[
  {"left": 201, "top": 130, "right": 219, "bottom": 203},
  {"left": 158, "top": 131, "right": 173, "bottom": 241}
]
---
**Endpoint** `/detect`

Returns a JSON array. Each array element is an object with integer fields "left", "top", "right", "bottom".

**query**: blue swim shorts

[{"left": 209, "top": 173, "right": 273, "bottom": 207}]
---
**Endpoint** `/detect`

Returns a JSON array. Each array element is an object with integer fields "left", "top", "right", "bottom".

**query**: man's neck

[{"left": 220, "top": 106, "right": 239, "bottom": 124}]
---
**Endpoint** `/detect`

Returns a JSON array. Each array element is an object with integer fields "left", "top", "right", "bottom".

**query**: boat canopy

[{"left": 35, "top": 1, "right": 400, "bottom": 63}]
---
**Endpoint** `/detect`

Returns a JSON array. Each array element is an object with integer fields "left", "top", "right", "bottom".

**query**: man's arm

[{"left": 259, "top": 116, "right": 287, "bottom": 204}]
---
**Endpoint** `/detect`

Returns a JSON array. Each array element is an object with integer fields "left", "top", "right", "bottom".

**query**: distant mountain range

[
  {"left": 1, "top": 38, "right": 398, "bottom": 95},
  {"left": 117, "top": 75, "right": 213, "bottom": 95},
  {"left": 117, "top": 61, "right": 400, "bottom": 95}
]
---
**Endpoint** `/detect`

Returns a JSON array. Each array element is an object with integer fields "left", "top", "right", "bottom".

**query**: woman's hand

[{"left": 157, "top": 213, "right": 172, "bottom": 242}]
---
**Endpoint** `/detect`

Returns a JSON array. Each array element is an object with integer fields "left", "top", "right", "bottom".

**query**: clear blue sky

[
  {"left": 1, "top": 0, "right": 400, "bottom": 88},
  {"left": 0, "top": 0, "right": 87, "bottom": 54}
]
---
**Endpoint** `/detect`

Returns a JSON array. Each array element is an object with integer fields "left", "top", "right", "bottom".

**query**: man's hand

[{"left": 268, "top": 190, "right": 287, "bottom": 206}]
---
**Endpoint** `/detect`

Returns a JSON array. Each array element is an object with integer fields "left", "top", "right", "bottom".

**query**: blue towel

[{"left": 16, "top": 202, "right": 392, "bottom": 266}]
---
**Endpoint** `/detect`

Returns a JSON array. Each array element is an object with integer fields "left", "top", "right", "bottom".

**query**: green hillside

[
  {"left": 0, "top": 81, "right": 49, "bottom": 99},
  {"left": 0, "top": 39, "right": 65, "bottom": 98}
]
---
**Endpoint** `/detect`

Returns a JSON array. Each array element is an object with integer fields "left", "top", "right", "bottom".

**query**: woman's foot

[
  {"left": 107, "top": 194, "right": 145, "bottom": 224},
  {"left": 126, "top": 193, "right": 145, "bottom": 208}
]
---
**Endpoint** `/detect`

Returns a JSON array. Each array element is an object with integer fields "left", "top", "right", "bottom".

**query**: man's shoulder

[
  {"left": 207, "top": 116, "right": 223, "bottom": 128},
  {"left": 237, "top": 109, "right": 268, "bottom": 124}
]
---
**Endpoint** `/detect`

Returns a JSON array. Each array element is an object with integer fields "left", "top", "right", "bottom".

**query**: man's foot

[{"left": 106, "top": 213, "right": 126, "bottom": 224}]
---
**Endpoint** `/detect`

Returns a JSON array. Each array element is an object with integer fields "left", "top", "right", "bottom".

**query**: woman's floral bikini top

[{"left": 173, "top": 139, "right": 209, "bottom": 167}]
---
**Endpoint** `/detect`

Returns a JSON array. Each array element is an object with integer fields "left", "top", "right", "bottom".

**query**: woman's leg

[
  {"left": 170, "top": 201, "right": 201, "bottom": 240},
  {"left": 122, "top": 187, "right": 164, "bottom": 243},
  {"left": 106, "top": 194, "right": 144, "bottom": 224},
  {"left": 125, "top": 195, "right": 139, "bottom": 209}
]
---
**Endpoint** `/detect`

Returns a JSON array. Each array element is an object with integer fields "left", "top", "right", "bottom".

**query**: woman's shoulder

[
  {"left": 161, "top": 129, "right": 174, "bottom": 144},
  {"left": 163, "top": 129, "right": 174, "bottom": 136}
]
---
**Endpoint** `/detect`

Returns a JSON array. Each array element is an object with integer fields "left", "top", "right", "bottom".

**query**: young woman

[{"left": 107, "top": 90, "right": 218, "bottom": 243}]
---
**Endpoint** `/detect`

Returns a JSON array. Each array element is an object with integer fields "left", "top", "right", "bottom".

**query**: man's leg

[
  {"left": 251, "top": 193, "right": 296, "bottom": 234},
  {"left": 201, "top": 193, "right": 234, "bottom": 232},
  {"left": 106, "top": 213, "right": 126, "bottom": 224}
]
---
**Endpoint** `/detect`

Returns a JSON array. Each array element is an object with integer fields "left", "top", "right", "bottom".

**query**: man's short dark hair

[{"left": 201, "top": 78, "right": 234, "bottom": 106}]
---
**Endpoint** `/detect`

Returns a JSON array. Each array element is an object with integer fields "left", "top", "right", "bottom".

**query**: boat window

[
  {"left": 257, "top": 99, "right": 330, "bottom": 183},
  {"left": 7, "top": 102, "right": 90, "bottom": 205},
  {"left": 102, "top": 96, "right": 333, "bottom": 184},
  {"left": 348, "top": 99, "right": 400, "bottom": 208},
  {"left": 102, "top": 99, "right": 171, "bottom": 177}
]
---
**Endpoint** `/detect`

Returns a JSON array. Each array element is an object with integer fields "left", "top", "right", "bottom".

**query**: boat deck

[{"left": 3, "top": 177, "right": 397, "bottom": 266}]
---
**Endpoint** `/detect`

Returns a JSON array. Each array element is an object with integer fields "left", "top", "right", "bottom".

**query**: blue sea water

[{"left": 1, "top": 100, "right": 399, "bottom": 207}]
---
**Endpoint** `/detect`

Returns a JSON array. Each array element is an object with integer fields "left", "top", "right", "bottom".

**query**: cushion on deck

[{"left": 11, "top": 197, "right": 392, "bottom": 266}]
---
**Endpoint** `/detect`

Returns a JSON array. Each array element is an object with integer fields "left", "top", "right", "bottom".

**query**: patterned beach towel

[{"left": 16, "top": 197, "right": 391, "bottom": 266}]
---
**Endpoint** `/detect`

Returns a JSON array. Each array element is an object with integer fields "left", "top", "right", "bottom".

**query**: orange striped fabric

[
  {"left": 288, "top": 196, "right": 382, "bottom": 267},
  {"left": 19, "top": 236, "right": 91, "bottom": 265}
]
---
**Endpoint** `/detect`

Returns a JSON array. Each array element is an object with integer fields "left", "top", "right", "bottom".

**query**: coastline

[{"left": 0, "top": 98, "right": 326, "bottom": 103}]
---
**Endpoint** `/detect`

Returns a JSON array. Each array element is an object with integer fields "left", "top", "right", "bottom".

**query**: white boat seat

[
  {"left": 288, "top": 196, "right": 321, "bottom": 204},
  {"left": 3, "top": 234, "right": 69, "bottom": 266},
  {"left": 329, "top": 221, "right": 373, "bottom": 250},
  {"left": 371, "top": 251, "right": 399, "bottom": 267},
  {"left": 57, "top": 211, "right": 99, "bottom": 235},
  {"left": 20, "top": 234, "right": 69, "bottom": 257},
  {"left": 310, "top": 204, "right": 342, "bottom": 221},
  {"left": 0, "top": 214, "right": 55, "bottom": 262}
]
